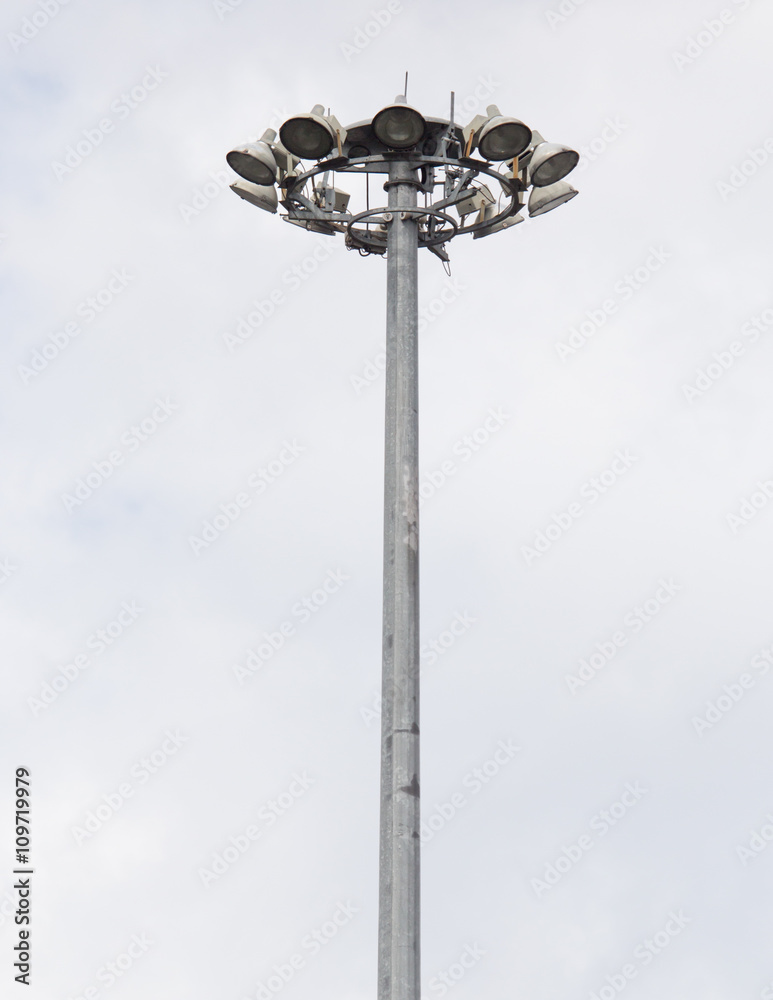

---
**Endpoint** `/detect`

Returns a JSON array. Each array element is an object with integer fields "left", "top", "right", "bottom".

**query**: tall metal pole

[{"left": 378, "top": 158, "right": 421, "bottom": 1000}]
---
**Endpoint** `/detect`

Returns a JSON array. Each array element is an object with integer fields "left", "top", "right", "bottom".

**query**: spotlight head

[
  {"left": 372, "top": 96, "right": 426, "bottom": 149},
  {"left": 226, "top": 129, "right": 278, "bottom": 186},
  {"left": 528, "top": 179, "right": 578, "bottom": 217},
  {"left": 472, "top": 211, "right": 524, "bottom": 239},
  {"left": 280, "top": 105, "right": 343, "bottom": 160},
  {"left": 285, "top": 217, "right": 338, "bottom": 236},
  {"left": 476, "top": 105, "right": 532, "bottom": 161},
  {"left": 528, "top": 141, "right": 579, "bottom": 187},
  {"left": 229, "top": 179, "right": 278, "bottom": 214}
]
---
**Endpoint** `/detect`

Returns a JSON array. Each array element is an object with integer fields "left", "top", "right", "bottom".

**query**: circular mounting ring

[
  {"left": 346, "top": 205, "right": 459, "bottom": 251},
  {"left": 282, "top": 151, "right": 524, "bottom": 251}
]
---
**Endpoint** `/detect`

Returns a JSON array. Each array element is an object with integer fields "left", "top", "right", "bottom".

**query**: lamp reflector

[
  {"left": 528, "top": 180, "right": 578, "bottom": 217},
  {"left": 372, "top": 100, "right": 426, "bottom": 149},
  {"left": 280, "top": 105, "right": 337, "bottom": 160},
  {"left": 229, "top": 180, "right": 278, "bottom": 214},
  {"left": 477, "top": 116, "right": 532, "bottom": 161},
  {"left": 226, "top": 130, "right": 278, "bottom": 186},
  {"left": 528, "top": 142, "right": 579, "bottom": 187}
]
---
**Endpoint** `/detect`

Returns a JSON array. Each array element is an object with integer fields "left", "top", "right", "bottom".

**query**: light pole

[{"left": 226, "top": 90, "right": 579, "bottom": 1000}]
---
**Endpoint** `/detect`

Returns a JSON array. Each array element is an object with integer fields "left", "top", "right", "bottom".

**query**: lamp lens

[
  {"left": 479, "top": 120, "right": 532, "bottom": 160},
  {"left": 280, "top": 118, "right": 334, "bottom": 159},
  {"left": 226, "top": 148, "right": 275, "bottom": 186},
  {"left": 528, "top": 182, "right": 578, "bottom": 217},
  {"left": 373, "top": 107, "right": 425, "bottom": 148},
  {"left": 532, "top": 149, "right": 579, "bottom": 186}
]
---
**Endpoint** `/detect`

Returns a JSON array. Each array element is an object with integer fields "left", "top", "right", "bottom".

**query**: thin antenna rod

[
  {"left": 404, "top": 71, "right": 408, "bottom": 100},
  {"left": 449, "top": 91, "right": 455, "bottom": 125}
]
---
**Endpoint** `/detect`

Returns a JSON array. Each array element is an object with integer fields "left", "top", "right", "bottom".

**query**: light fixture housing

[
  {"left": 229, "top": 179, "right": 278, "bottom": 214},
  {"left": 472, "top": 212, "right": 524, "bottom": 239},
  {"left": 528, "top": 179, "right": 578, "bottom": 217},
  {"left": 453, "top": 183, "right": 495, "bottom": 218},
  {"left": 226, "top": 129, "right": 279, "bottom": 186},
  {"left": 280, "top": 105, "right": 345, "bottom": 160},
  {"left": 462, "top": 105, "right": 532, "bottom": 160},
  {"left": 372, "top": 97, "right": 426, "bottom": 149},
  {"left": 472, "top": 193, "right": 525, "bottom": 238},
  {"left": 285, "top": 217, "right": 338, "bottom": 236},
  {"left": 315, "top": 184, "right": 351, "bottom": 213},
  {"left": 476, "top": 105, "right": 532, "bottom": 160},
  {"left": 528, "top": 141, "right": 579, "bottom": 187}
]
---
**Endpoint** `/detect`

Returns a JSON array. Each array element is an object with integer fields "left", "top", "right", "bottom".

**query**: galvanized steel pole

[{"left": 378, "top": 158, "right": 421, "bottom": 1000}]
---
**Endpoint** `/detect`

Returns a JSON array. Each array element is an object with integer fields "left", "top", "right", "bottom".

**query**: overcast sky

[{"left": 3, "top": 1, "right": 773, "bottom": 998}]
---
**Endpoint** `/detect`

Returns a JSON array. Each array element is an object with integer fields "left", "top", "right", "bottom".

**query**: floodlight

[
  {"left": 528, "top": 179, "right": 578, "bottom": 217},
  {"left": 528, "top": 141, "right": 579, "bottom": 187},
  {"left": 280, "top": 105, "right": 344, "bottom": 160},
  {"left": 285, "top": 218, "right": 338, "bottom": 235},
  {"left": 229, "top": 180, "right": 278, "bottom": 214},
  {"left": 472, "top": 197, "right": 525, "bottom": 238},
  {"left": 372, "top": 97, "right": 426, "bottom": 149},
  {"left": 226, "top": 129, "right": 278, "bottom": 186},
  {"left": 476, "top": 106, "right": 532, "bottom": 161},
  {"left": 472, "top": 213, "right": 524, "bottom": 239}
]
